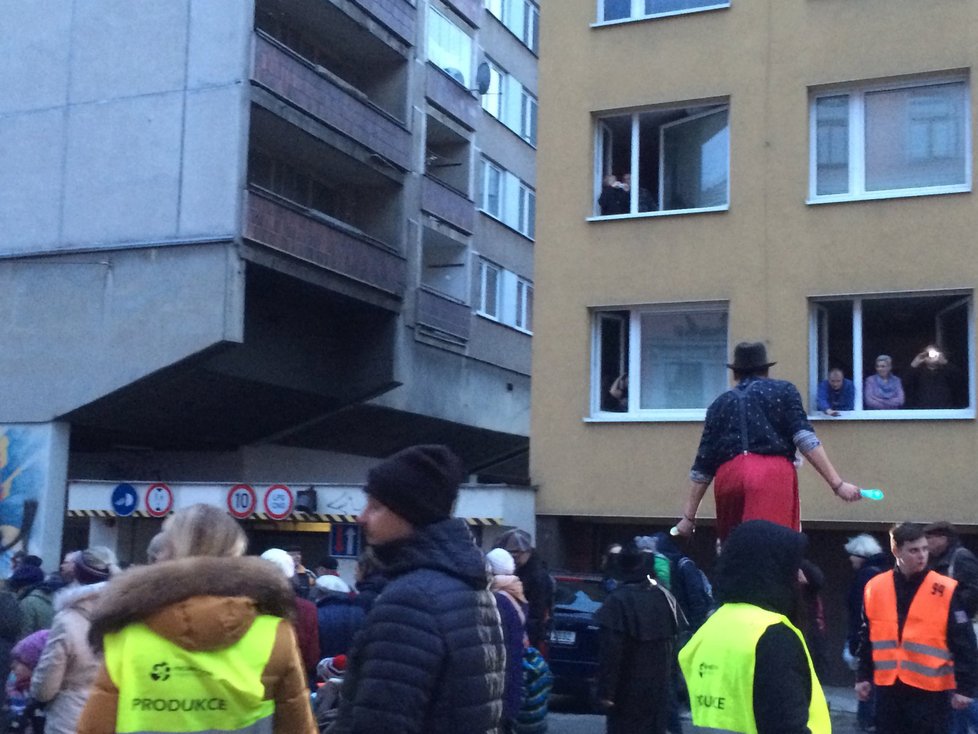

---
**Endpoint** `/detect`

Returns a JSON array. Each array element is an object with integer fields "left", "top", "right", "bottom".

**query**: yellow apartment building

[{"left": 532, "top": 0, "right": 978, "bottom": 682}]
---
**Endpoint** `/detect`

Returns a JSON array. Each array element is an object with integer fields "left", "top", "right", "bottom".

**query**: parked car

[{"left": 548, "top": 573, "right": 606, "bottom": 705}]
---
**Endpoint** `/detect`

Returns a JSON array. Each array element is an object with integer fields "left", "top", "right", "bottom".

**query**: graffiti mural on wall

[{"left": 0, "top": 426, "right": 46, "bottom": 578}]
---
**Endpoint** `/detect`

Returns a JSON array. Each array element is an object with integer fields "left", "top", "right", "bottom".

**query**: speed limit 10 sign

[{"left": 227, "top": 484, "right": 257, "bottom": 519}]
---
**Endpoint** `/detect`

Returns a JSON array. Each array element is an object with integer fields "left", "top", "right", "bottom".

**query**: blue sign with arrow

[
  {"left": 331, "top": 523, "right": 361, "bottom": 558},
  {"left": 111, "top": 483, "right": 138, "bottom": 517}
]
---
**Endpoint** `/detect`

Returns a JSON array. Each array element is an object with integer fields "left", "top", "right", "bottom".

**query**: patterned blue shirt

[{"left": 690, "top": 376, "right": 820, "bottom": 484}]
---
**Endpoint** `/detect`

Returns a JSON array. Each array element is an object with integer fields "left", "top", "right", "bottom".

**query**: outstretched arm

[{"left": 801, "top": 444, "right": 861, "bottom": 502}]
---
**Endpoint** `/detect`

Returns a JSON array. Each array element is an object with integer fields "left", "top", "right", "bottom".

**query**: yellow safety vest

[
  {"left": 678, "top": 603, "right": 830, "bottom": 734},
  {"left": 103, "top": 614, "right": 280, "bottom": 734}
]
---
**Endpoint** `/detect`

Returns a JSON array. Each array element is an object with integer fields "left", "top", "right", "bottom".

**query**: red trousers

[{"left": 714, "top": 453, "right": 799, "bottom": 542}]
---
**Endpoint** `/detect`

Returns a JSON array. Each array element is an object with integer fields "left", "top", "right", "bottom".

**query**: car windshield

[{"left": 554, "top": 577, "right": 606, "bottom": 613}]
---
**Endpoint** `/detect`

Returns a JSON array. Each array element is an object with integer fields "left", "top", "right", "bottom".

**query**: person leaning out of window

[
  {"left": 864, "top": 354, "right": 905, "bottom": 410},
  {"left": 817, "top": 368, "right": 855, "bottom": 416}
]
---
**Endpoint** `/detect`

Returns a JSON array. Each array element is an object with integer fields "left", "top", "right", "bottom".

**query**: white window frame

[
  {"left": 427, "top": 7, "right": 472, "bottom": 87},
  {"left": 590, "top": 102, "right": 730, "bottom": 219},
  {"left": 521, "top": 89, "right": 538, "bottom": 146},
  {"left": 486, "top": 0, "right": 539, "bottom": 53},
  {"left": 594, "top": 0, "right": 730, "bottom": 26},
  {"left": 808, "top": 74, "right": 971, "bottom": 204},
  {"left": 588, "top": 301, "right": 729, "bottom": 421},
  {"left": 482, "top": 58, "right": 505, "bottom": 119},
  {"left": 477, "top": 258, "right": 534, "bottom": 333},
  {"left": 478, "top": 259, "right": 502, "bottom": 319},
  {"left": 806, "top": 290, "right": 975, "bottom": 420},
  {"left": 481, "top": 157, "right": 536, "bottom": 240}
]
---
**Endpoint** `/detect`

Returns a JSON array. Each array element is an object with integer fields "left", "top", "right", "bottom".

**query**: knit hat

[
  {"left": 74, "top": 547, "right": 116, "bottom": 585},
  {"left": 486, "top": 548, "right": 515, "bottom": 576},
  {"left": 319, "top": 654, "right": 347, "bottom": 679},
  {"left": 8, "top": 564, "right": 44, "bottom": 591},
  {"left": 924, "top": 521, "right": 958, "bottom": 539},
  {"left": 260, "top": 548, "right": 296, "bottom": 579},
  {"left": 495, "top": 528, "right": 533, "bottom": 554},
  {"left": 12, "top": 629, "right": 49, "bottom": 669},
  {"left": 315, "top": 575, "right": 351, "bottom": 594},
  {"left": 364, "top": 445, "right": 464, "bottom": 527}
]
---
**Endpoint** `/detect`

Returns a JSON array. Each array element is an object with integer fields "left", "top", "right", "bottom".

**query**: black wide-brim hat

[{"left": 727, "top": 341, "right": 777, "bottom": 371}]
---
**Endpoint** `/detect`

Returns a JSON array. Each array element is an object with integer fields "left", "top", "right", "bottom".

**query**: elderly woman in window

[{"left": 863, "top": 354, "right": 905, "bottom": 409}]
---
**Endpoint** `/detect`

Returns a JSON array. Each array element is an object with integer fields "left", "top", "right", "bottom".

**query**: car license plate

[{"left": 551, "top": 629, "right": 576, "bottom": 646}]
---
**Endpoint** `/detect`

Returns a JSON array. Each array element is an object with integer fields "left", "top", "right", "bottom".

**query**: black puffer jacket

[{"left": 330, "top": 518, "right": 505, "bottom": 734}]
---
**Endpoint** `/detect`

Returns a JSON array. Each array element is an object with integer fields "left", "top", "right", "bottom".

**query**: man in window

[
  {"left": 673, "top": 342, "right": 861, "bottom": 543},
  {"left": 817, "top": 367, "right": 855, "bottom": 416}
]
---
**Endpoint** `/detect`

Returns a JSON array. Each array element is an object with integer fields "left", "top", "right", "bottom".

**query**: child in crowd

[
  {"left": 6, "top": 629, "right": 48, "bottom": 732},
  {"left": 312, "top": 654, "right": 346, "bottom": 730}
]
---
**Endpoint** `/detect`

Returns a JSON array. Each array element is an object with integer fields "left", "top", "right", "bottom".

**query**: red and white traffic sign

[
  {"left": 145, "top": 483, "right": 174, "bottom": 518},
  {"left": 227, "top": 484, "right": 257, "bottom": 519},
  {"left": 263, "top": 484, "right": 294, "bottom": 520}
]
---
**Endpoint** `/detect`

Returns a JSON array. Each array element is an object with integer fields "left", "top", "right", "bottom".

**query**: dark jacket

[
  {"left": 712, "top": 520, "right": 813, "bottom": 734},
  {"left": 353, "top": 573, "right": 385, "bottom": 615},
  {"left": 516, "top": 553, "right": 554, "bottom": 650},
  {"left": 931, "top": 540, "right": 978, "bottom": 618},
  {"left": 596, "top": 572, "right": 678, "bottom": 734},
  {"left": 856, "top": 567, "right": 978, "bottom": 696},
  {"left": 295, "top": 596, "right": 321, "bottom": 681},
  {"left": 847, "top": 551, "right": 889, "bottom": 654},
  {"left": 315, "top": 594, "right": 366, "bottom": 658},
  {"left": 652, "top": 532, "right": 712, "bottom": 629},
  {"left": 0, "top": 590, "right": 22, "bottom": 725},
  {"left": 330, "top": 518, "right": 505, "bottom": 734},
  {"left": 494, "top": 590, "right": 526, "bottom": 725}
]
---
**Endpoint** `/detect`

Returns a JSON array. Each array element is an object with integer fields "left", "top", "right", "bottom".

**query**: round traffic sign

[
  {"left": 263, "top": 484, "right": 294, "bottom": 520},
  {"left": 227, "top": 484, "right": 257, "bottom": 519},
  {"left": 145, "top": 483, "right": 174, "bottom": 518},
  {"left": 111, "top": 483, "right": 138, "bottom": 517}
]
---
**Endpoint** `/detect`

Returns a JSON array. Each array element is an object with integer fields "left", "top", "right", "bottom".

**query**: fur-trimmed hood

[
  {"left": 88, "top": 556, "right": 295, "bottom": 652},
  {"left": 54, "top": 581, "right": 106, "bottom": 615}
]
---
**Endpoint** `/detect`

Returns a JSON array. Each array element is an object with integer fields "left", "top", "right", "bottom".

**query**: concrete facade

[
  {"left": 533, "top": 0, "right": 978, "bottom": 683},
  {"left": 0, "top": 0, "right": 538, "bottom": 565}
]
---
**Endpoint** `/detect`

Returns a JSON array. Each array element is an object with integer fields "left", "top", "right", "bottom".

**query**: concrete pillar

[{"left": 0, "top": 422, "right": 70, "bottom": 577}]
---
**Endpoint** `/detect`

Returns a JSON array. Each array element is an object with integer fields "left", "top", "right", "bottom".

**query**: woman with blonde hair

[{"left": 77, "top": 504, "right": 316, "bottom": 734}]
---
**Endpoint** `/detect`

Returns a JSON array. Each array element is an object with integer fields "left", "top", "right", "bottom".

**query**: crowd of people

[
  {"left": 0, "top": 445, "right": 557, "bottom": 734},
  {"left": 816, "top": 346, "right": 966, "bottom": 415}
]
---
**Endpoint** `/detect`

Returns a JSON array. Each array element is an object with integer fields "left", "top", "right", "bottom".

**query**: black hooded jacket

[
  {"left": 712, "top": 520, "right": 814, "bottom": 734},
  {"left": 330, "top": 518, "right": 505, "bottom": 734}
]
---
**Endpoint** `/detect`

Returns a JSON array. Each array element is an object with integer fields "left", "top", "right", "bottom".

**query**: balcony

[
  {"left": 252, "top": 34, "right": 412, "bottom": 170},
  {"left": 443, "top": 0, "right": 482, "bottom": 28},
  {"left": 244, "top": 190, "right": 406, "bottom": 299},
  {"left": 416, "top": 287, "right": 471, "bottom": 343},
  {"left": 352, "top": 0, "right": 417, "bottom": 43},
  {"left": 422, "top": 176, "right": 475, "bottom": 234},
  {"left": 425, "top": 64, "right": 480, "bottom": 131}
]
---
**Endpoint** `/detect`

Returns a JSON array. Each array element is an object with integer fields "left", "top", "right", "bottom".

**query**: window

[
  {"left": 521, "top": 90, "right": 538, "bottom": 145},
  {"left": 810, "top": 75, "right": 970, "bottom": 202},
  {"left": 481, "top": 59, "right": 537, "bottom": 147},
  {"left": 809, "top": 291, "right": 973, "bottom": 418},
  {"left": 486, "top": 0, "right": 539, "bottom": 52},
  {"left": 591, "top": 303, "right": 728, "bottom": 417},
  {"left": 478, "top": 259, "right": 533, "bottom": 332},
  {"left": 482, "top": 60, "right": 505, "bottom": 119},
  {"left": 594, "top": 103, "right": 729, "bottom": 216},
  {"left": 481, "top": 157, "right": 536, "bottom": 239},
  {"left": 427, "top": 7, "right": 472, "bottom": 86},
  {"left": 598, "top": 0, "right": 730, "bottom": 24}
]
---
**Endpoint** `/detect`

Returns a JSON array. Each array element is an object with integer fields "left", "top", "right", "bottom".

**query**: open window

[
  {"left": 594, "top": 103, "right": 729, "bottom": 217},
  {"left": 808, "top": 292, "right": 974, "bottom": 418},
  {"left": 591, "top": 303, "right": 728, "bottom": 418}
]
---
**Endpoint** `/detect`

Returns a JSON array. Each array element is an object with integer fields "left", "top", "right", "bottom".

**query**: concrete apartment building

[
  {"left": 533, "top": 0, "right": 978, "bottom": 680},
  {"left": 0, "top": 0, "right": 539, "bottom": 568}
]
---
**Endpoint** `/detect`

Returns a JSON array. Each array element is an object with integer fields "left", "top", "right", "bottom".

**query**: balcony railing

[
  {"left": 425, "top": 64, "right": 479, "bottom": 131},
  {"left": 422, "top": 176, "right": 475, "bottom": 234},
  {"left": 245, "top": 190, "right": 406, "bottom": 298},
  {"left": 416, "top": 286, "right": 471, "bottom": 343},
  {"left": 351, "top": 0, "right": 417, "bottom": 44},
  {"left": 253, "top": 34, "right": 411, "bottom": 170}
]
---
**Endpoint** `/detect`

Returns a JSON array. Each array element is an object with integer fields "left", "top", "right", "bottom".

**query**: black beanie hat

[{"left": 365, "top": 445, "right": 464, "bottom": 527}]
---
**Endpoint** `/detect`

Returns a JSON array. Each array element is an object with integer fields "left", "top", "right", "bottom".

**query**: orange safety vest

[{"left": 863, "top": 569, "right": 957, "bottom": 691}]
